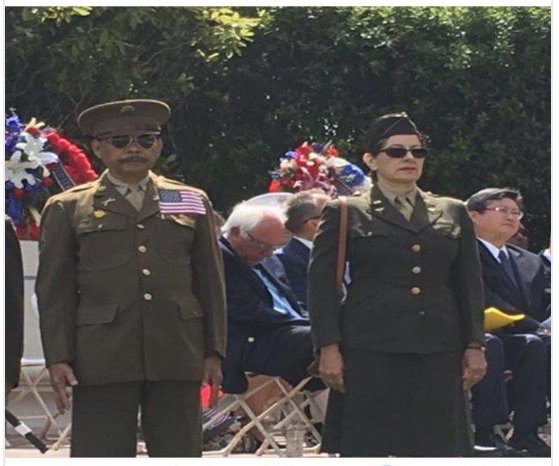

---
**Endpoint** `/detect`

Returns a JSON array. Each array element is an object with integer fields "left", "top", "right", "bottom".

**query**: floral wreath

[
  {"left": 5, "top": 111, "right": 98, "bottom": 240},
  {"left": 268, "top": 141, "right": 370, "bottom": 197}
]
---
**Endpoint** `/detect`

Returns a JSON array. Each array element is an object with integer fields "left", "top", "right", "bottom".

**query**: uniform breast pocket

[
  {"left": 431, "top": 221, "right": 462, "bottom": 239},
  {"left": 349, "top": 222, "right": 393, "bottom": 240},
  {"left": 76, "top": 216, "right": 132, "bottom": 271},
  {"left": 156, "top": 215, "right": 196, "bottom": 263}
]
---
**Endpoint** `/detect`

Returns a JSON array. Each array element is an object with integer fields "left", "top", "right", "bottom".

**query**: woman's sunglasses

[
  {"left": 380, "top": 147, "right": 427, "bottom": 159},
  {"left": 101, "top": 133, "right": 159, "bottom": 149}
]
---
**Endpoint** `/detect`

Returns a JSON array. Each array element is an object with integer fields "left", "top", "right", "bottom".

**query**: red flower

[
  {"left": 12, "top": 188, "right": 26, "bottom": 199},
  {"left": 26, "top": 126, "right": 41, "bottom": 137},
  {"left": 268, "top": 180, "right": 283, "bottom": 192}
]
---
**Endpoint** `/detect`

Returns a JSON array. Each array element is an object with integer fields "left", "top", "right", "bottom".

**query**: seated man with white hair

[{"left": 219, "top": 203, "right": 321, "bottom": 394}]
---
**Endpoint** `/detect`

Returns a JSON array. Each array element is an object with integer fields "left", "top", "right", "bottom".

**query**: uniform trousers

[
  {"left": 339, "top": 350, "right": 471, "bottom": 457},
  {"left": 71, "top": 380, "right": 201, "bottom": 457}
]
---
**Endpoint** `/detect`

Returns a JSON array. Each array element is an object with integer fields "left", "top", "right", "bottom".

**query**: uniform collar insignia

[{"left": 102, "top": 197, "right": 116, "bottom": 206}]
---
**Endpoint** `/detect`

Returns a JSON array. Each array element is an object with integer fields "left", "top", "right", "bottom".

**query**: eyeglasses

[
  {"left": 482, "top": 206, "right": 524, "bottom": 219},
  {"left": 100, "top": 134, "right": 160, "bottom": 149},
  {"left": 380, "top": 147, "right": 427, "bottom": 159},
  {"left": 246, "top": 231, "right": 285, "bottom": 252}
]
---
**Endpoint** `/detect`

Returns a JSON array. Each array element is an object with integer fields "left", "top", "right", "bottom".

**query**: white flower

[
  {"left": 5, "top": 151, "right": 41, "bottom": 189},
  {"left": 15, "top": 131, "right": 59, "bottom": 177}
]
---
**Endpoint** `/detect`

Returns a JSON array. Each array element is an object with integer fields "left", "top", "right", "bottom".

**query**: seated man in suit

[
  {"left": 466, "top": 188, "right": 550, "bottom": 457},
  {"left": 276, "top": 190, "right": 330, "bottom": 306},
  {"left": 219, "top": 203, "right": 321, "bottom": 394},
  {"left": 539, "top": 244, "right": 551, "bottom": 329}
]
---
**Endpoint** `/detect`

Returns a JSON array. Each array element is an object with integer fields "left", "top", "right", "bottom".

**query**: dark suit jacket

[
  {"left": 539, "top": 250, "right": 551, "bottom": 312},
  {"left": 276, "top": 238, "right": 311, "bottom": 307},
  {"left": 219, "top": 237, "right": 309, "bottom": 392},
  {"left": 5, "top": 217, "right": 24, "bottom": 388},
  {"left": 478, "top": 241, "right": 549, "bottom": 332},
  {"left": 308, "top": 185, "right": 485, "bottom": 353}
]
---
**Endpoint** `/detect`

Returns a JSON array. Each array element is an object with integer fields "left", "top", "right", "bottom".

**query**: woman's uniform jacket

[{"left": 308, "top": 184, "right": 485, "bottom": 355}]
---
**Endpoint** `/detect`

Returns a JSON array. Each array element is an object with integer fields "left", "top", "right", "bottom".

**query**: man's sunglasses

[
  {"left": 380, "top": 147, "right": 428, "bottom": 159},
  {"left": 101, "top": 134, "right": 160, "bottom": 149}
]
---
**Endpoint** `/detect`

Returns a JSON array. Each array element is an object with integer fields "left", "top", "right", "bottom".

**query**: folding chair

[
  {"left": 7, "top": 358, "right": 63, "bottom": 441},
  {"left": 202, "top": 375, "right": 322, "bottom": 456}
]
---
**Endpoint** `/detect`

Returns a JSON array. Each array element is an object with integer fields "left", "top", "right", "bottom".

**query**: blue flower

[{"left": 311, "top": 143, "right": 324, "bottom": 153}]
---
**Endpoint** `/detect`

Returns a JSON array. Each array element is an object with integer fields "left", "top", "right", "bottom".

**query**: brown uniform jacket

[
  {"left": 36, "top": 171, "right": 226, "bottom": 386},
  {"left": 308, "top": 185, "right": 485, "bottom": 354}
]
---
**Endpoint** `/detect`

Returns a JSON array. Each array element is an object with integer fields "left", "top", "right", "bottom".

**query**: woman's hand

[
  {"left": 319, "top": 343, "right": 345, "bottom": 392},
  {"left": 461, "top": 348, "right": 487, "bottom": 390}
]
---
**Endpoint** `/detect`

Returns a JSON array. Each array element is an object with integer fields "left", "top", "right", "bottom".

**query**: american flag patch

[{"left": 158, "top": 189, "right": 207, "bottom": 215}]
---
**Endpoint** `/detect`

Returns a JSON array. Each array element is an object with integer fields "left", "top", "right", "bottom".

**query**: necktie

[
  {"left": 125, "top": 185, "right": 144, "bottom": 211},
  {"left": 498, "top": 250, "right": 518, "bottom": 288},
  {"left": 253, "top": 266, "right": 301, "bottom": 319},
  {"left": 394, "top": 196, "right": 413, "bottom": 221}
]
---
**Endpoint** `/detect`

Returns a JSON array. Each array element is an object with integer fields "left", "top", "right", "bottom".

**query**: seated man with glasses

[
  {"left": 219, "top": 203, "right": 322, "bottom": 395},
  {"left": 466, "top": 188, "right": 550, "bottom": 457},
  {"left": 275, "top": 190, "right": 331, "bottom": 307}
]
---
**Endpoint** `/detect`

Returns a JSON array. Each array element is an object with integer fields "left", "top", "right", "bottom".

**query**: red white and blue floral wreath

[
  {"left": 5, "top": 111, "right": 98, "bottom": 239},
  {"left": 268, "top": 141, "right": 370, "bottom": 197}
]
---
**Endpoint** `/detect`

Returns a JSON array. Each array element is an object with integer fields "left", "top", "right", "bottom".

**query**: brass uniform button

[
  {"left": 138, "top": 245, "right": 147, "bottom": 253},
  {"left": 411, "top": 287, "right": 421, "bottom": 295},
  {"left": 143, "top": 293, "right": 153, "bottom": 301},
  {"left": 247, "top": 337, "right": 255, "bottom": 343},
  {"left": 142, "top": 269, "right": 151, "bottom": 276},
  {"left": 419, "top": 310, "right": 426, "bottom": 316},
  {"left": 412, "top": 244, "right": 421, "bottom": 252},
  {"left": 412, "top": 266, "right": 422, "bottom": 274}
]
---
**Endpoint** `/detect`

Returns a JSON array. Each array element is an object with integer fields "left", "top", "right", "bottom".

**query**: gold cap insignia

[{"left": 93, "top": 210, "right": 107, "bottom": 218}]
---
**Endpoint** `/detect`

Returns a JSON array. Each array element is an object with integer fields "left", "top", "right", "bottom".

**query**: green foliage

[{"left": 6, "top": 6, "right": 550, "bottom": 249}]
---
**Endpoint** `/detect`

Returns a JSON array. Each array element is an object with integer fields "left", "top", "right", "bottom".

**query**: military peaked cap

[{"left": 78, "top": 99, "right": 171, "bottom": 138}]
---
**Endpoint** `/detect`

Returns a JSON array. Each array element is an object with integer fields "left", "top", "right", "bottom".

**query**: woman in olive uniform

[{"left": 307, "top": 113, "right": 487, "bottom": 457}]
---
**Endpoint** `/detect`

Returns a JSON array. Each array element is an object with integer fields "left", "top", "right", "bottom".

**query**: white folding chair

[
  {"left": 7, "top": 358, "right": 63, "bottom": 441},
  {"left": 203, "top": 375, "right": 322, "bottom": 456}
]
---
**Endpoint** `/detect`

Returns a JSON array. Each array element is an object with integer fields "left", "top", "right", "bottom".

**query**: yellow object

[
  {"left": 93, "top": 210, "right": 106, "bottom": 218},
  {"left": 484, "top": 307, "right": 525, "bottom": 332}
]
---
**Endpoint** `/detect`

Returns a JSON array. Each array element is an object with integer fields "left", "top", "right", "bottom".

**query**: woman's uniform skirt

[{"left": 321, "top": 350, "right": 473, "bottom": 457}]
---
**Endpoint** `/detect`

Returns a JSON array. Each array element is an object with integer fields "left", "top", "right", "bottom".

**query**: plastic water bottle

[{"left": 285, "top": 422, "right": 305, "bottom": 457}]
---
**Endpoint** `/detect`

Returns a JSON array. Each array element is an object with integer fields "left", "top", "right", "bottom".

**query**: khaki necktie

[
  {"left": 394, "top": 196, "right": 413, "bottom": 221},
  {"left": 125, "top": 185, "right": 144, "bottom": 211}
]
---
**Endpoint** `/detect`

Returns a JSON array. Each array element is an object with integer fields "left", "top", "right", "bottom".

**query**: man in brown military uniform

[{"left": 36, "top": 99, "right": 226, "bottom": 457}]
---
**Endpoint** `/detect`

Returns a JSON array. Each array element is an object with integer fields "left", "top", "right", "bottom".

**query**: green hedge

[{"left": 6, "top": 6, "right": 550, "bottom": 249}]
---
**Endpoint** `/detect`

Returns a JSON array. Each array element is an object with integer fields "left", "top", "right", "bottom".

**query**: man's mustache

[{"left": 119, "top": 155, "right": 148, "bottom": 163}]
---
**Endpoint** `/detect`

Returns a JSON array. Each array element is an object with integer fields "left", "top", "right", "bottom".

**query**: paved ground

[
  {"left": 5, "top": 422, "right": 550, "bottom": 458},
  {"left": 4, "top": 434, "right": 328, "bottom": 458}
]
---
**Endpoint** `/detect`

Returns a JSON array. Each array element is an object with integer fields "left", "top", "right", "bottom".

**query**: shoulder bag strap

[{"left": 336, "top": 196, "right": 348, "bottom": 292}]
